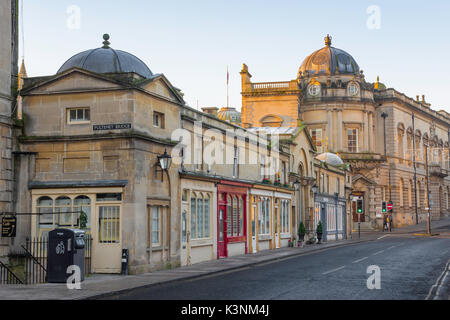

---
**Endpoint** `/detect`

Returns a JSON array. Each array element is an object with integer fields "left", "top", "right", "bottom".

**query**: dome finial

[
  {"left": 325, "top": 34, "right": 332, "bottom": 47},
  {"left": 102, "top": 34, "right": 111, "bottom": 48}
]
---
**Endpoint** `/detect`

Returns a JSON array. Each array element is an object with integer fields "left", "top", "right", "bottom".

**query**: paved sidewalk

[{"left": 1, "top": 217, "right": 449, "bottom": 300}]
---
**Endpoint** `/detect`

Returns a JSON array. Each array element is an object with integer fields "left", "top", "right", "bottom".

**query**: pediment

[
  {"left": 352, "top": 174, "right": 376, "bottom": 186},
  {"left": 24, "top": 69, "right": 123, "bottom": 94},
  {"left": 140, "top": 77, "right": 180, "bottom": 102}
]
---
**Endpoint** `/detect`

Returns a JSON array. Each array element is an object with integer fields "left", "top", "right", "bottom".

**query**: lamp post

[
  {"left": 425, "top": 143, "right": 432, "bottom": 235},
  {"left": 312, "top": 184, "right": 318, "bottom": 236},
  {"left": 381, "top": 112, "right": 392, "bottom": 202},
  {"left": 412, "top": 113, "right": 419, "bottom": 225},
  {"left": 157, "top": 149, "right": 172, "bottom": 262},
  {"left": 293, "top": 178, "right": 301, "bottom": 234},
  {"left": 334, "top": 192, "right": 339, "bottom": 241}
]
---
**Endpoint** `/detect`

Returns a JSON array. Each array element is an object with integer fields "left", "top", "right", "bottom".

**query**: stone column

[
  {"left": 363, "top": 111, "right": 369, "bottom": 152},
  {"left": 337, "top": 110, "right": 343, "bottom": 151},
  {"left": 327, "top": 110, "right": 332, "bottom": 152}
]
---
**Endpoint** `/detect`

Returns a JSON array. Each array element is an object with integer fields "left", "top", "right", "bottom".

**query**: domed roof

[
  {"left": 299, "top": 35, "right": 359, "bottom": 77},
  {"left": 316, "top": 153, "right": 344, "bottom": 167},
  {"left": 374, "top": 76, "right": 387, "bottom": 90},
  {"left": 217, "top": 107, "right": 241, "bottom": 125},
  {"left": 57, "top": 34, "right": 153, "bottom": 79}
]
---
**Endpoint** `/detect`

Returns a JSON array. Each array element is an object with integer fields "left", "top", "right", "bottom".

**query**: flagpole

[{"left": 227, "top": 66, "right": 230, "bottom": 109}]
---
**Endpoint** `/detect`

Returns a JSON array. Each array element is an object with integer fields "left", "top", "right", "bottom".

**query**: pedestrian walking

[{"left": 388, "top": 213, "right": 393, "bottom": 232}]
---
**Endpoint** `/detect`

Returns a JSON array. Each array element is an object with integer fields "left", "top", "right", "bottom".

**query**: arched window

[
  {"left": 406, "top": 128, "right": 413, "bottom": 162},
  {"left": 260, "top": 115, "right": 283, "bottom": 127},
  {"left": 423, "top": 134, "right": 429, "bottom": 164},
  {"left": 74, "top": 196, "right": 91, "bottom": 229},
  {"left": 408, "top": 180, "right": 413, "bottom": 207},
  {"left": 415, "top": 131, "right": 422, "bottom": 162},
  {"left": 417, "top": 182, "right": 421, "bottom": 209},
  {"left": 37, "top": 197, "right": 53, "bottom": 227},
  {"left": 397, "top": 123, "right": 405, "bottom": 160},
  {"left": 399, "top": 179, "right": 404, "bottom": 207},
  {"left": 55, "top": 197, "right": 72, "bottom": 226}
]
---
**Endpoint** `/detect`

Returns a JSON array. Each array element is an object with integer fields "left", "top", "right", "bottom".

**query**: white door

[
  {"left": 180, "top": 207, "right": 191, "bottom": 266},
  {"left": 275, "top": 206, "right": 280, "bottom": 249},
  {"left": 92, "top": 205, "right": 122, "bottom": 273}
]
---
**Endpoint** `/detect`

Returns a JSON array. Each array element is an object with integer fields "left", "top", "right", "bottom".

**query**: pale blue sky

[{"left": 20, "top": 0, "right": 450, "bottom": 112}]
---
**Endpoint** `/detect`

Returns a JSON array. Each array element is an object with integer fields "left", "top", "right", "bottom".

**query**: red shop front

[{"left": 217, "top": 181, "right": 250, "bottom": 259}]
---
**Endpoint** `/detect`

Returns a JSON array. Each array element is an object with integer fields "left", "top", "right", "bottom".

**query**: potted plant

[
  {"left": 316, "top": 221, "right": 323, "bottom": 244},
  {"left": 297, "top": 222, "right": 306, "bottom": 245},
  {"left": 262, "top": 178, "right": 272, "bottom": 185},
  {"left": 79, "top": 210, "right": 88, "bottom": 230},
  {"left": 288, "top": 239, "right": 294, "bottom": 248}
]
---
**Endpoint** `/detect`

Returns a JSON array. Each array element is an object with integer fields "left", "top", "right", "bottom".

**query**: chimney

[{"left": 201, "top": 107, "right": 219, "bottom": 117}]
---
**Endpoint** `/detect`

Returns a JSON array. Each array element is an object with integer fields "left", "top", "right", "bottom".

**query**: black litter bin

[{"left": 47, "top": 229, "right": 86, "bottom": 283}]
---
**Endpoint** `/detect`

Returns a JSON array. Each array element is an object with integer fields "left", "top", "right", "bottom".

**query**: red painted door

[{"left": 217, "top": 205, "right": 228, "bottom": 258}]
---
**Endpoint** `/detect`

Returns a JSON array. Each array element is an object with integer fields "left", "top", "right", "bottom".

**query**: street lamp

[
  {"left": 312, "top": 184, "right": 318, "bottom": 195},
  {"left": 158, "top": 149, "right": 172, "bottom": 171}
]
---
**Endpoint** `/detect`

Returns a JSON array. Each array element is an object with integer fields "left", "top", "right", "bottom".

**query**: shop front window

[
  {"left": 74, "top": 196, "right": 91, "bottom": 229},
  {"left": 190, "top": 192, "right": 212, "bottom": 240},
  {"left": 37, "top": 197, "right": 53, "bottom": 230},
  {"left": 259, "top": 197, "right": 271, "bottom": 235},
  {"left": 56, "top": 197, "right": 72, "bottom": 226}
]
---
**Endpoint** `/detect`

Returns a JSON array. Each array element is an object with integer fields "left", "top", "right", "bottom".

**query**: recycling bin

[{"left": 47, "top": 229, "right": 86, "bottom": 283}]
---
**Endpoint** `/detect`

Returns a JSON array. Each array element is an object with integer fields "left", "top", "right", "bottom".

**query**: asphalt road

[{"left": 105, "top": 226, "right": 450, "bottom": 300}]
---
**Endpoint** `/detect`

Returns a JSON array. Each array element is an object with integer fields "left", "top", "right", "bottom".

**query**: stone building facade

[
  {"left": 241, "top": 35, "right": 450, "bottom": 230},
  {"left": 0, "top": 0, "right": 18, "bottom": 258},
  {"left": 6, "top": 35, "right": 318, "bottom": 274}
]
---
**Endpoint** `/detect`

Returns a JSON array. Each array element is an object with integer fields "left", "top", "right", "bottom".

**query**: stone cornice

[
  {"left": 18, "top": 131, "right": 178, "bottom": 147},
  {"left": 375, "top": 89, "right": 450, "bottom": 126}
]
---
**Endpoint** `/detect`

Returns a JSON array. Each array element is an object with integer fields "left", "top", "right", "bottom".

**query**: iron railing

[
  {"left": 0, "top": 260, "right": 23, "bottom": 285},
  {"left": 0, "top": 235, "right": 92, "bottom": 286}
]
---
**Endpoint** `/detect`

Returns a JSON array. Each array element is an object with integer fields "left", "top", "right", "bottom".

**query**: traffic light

[
  {"left": 357, "top": 200, "right": 364, "bottom": 214},
  {"left": 382, "top": 202, "right": 387, "bottom": 213}
]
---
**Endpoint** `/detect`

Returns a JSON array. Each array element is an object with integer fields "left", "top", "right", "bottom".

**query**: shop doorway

[{"left": 92, "top": 205, "right": 122, "bottom": 273}]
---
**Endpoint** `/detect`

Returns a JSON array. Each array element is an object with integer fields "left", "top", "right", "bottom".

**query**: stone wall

[{"left": 0, "top": 0, "right": 18, "bottom": 258}]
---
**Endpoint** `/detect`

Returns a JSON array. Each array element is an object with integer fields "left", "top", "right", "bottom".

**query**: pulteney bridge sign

[
  {"left": 1, "top": 216, "right": 17, "bottom": 238},
  {"left": 93, "top": 123, "right": 132, "bottom": 131}
]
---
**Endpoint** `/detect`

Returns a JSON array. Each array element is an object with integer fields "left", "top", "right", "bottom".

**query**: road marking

[
  {"left": 387, "top": 246, "right": 397, "bottom": 250},
  {"left": 425, "top": 258, "right": 450, "bottom": 300},
  {"left": 322, "top": 266, "right": 345, "bottom": 275},
  {"left": 377, "top": 235, "right": 390, "bottom": 240},
  {"left": 373, "top": 250, "right": 385, "bottom": 256},
  {"left": 352, "top": 257, "right": 369, "bottom": 264}
]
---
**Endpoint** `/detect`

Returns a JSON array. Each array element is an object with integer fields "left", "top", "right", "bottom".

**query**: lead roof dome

[
  {"left": 299, "top": 35, "right": 360, "bottom": 77},
  {"left": 57, "top": 34, "right": 153, "bottom": 79}
]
